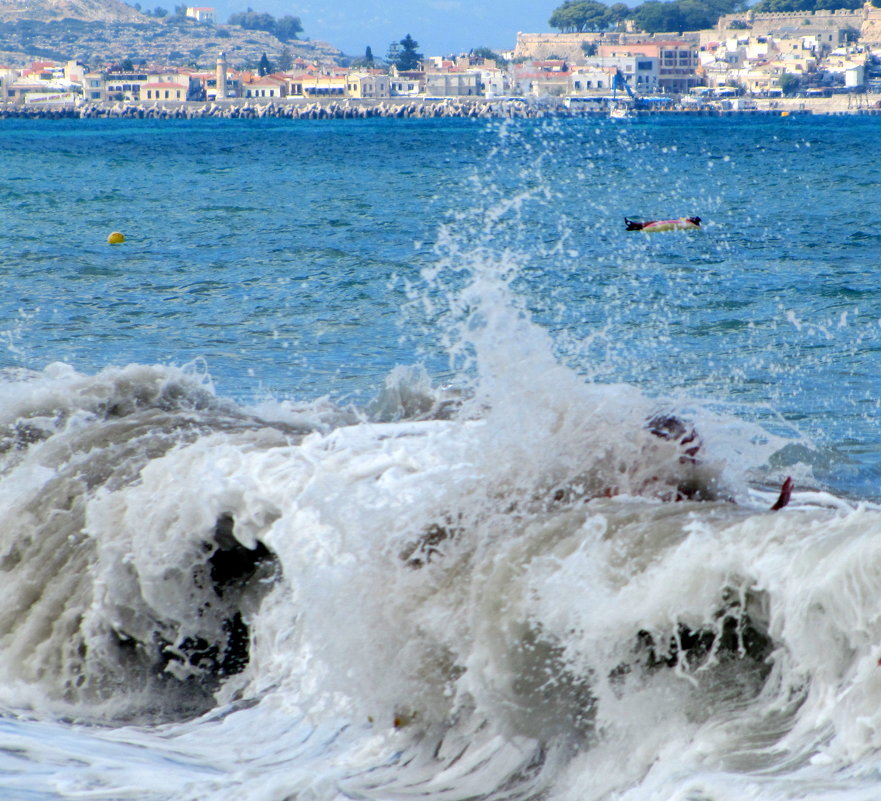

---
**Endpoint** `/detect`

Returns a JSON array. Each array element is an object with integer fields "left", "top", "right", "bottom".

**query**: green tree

[
  {"left": 750, "top": 0, "right": 812, "bottom": 11},
  {"left": 470, "top": 46, "right": 506, "bottom": 64},
  {"left": 228, "top": 10, "right": 275, "bottom": 32},
  {"left": 549, "top": 0, "right": 613, "bottom": 31},
  {"left": 274, "top": 14, "right": 303, "bottom": 40},
  {"left": 608, "top": 2, "right": 630, "bottom": 26},
  {"left": 277, "top": 46, "right": 293, "bottom": 70},
  {"left": 629, "top": 0, "right": 744, "bottom": 32},
  {"left": 674, "top": 0, "right": 720, "bottom": 29},
  {"left": 258, "top": 51, "right": 272, "bottom": 75},
  {"left": 630, "top": 1, "right": 683, "bottom": 32},
  {"left": 394, "top": 34, "right": 423, "bottom": 70},
  {"left": 350, "top": 46, "right": 376, "bottom": 68},
  {"left": 779, "top": 72, "right": 801, "bottom": 95}
]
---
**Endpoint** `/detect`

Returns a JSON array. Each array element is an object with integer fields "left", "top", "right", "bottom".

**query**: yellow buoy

[
  {"left": 107, "top": 231, "right": 125, "bottom": 244},
  {"left": 781, "top": 111, "right": 790, "bottom": 117}
]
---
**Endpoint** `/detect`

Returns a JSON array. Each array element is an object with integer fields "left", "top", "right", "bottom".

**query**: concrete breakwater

[
  {"left": 0, "top": 98, "right": 561, "bottom": 120},
  {"left": 2, "top": 97, "right": 878, "bottom": 120}
]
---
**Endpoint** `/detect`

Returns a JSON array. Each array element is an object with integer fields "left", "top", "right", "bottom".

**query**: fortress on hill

[
  {"left": 718, "top": 4, "right": 881, "bottom": 42},
  {"left": 513, "top": 2, "right": 881, "bottom": 61}
]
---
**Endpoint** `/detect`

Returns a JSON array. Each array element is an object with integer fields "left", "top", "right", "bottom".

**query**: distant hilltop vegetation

[{"left": 0, "top": 0, "right": 343, "bottom": 66}]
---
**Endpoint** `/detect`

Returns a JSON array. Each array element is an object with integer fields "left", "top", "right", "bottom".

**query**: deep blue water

[{"left": 2, "top": 114, "right": 881, "bottom": 496}]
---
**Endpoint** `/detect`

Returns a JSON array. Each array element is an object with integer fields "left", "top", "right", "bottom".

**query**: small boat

[{"left": 609, "top": 105, "right": 635, "bottom": 120}]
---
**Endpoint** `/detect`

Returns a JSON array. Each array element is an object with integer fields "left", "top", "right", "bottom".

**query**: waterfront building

[
  {"left": 5, "top": 78, "right": 50, "bottom": 102},
  {"left": 346, "top": 71, "right": 390, "bottom": 98},
  {"left": 82, "top": 73, "right": 104, "bottom": 101},
  {"left": 424, "top": 69, "right": 481, "bottom": 97},
  {"left": 285, "top": 73, "right": 307, "bottom": 96},
  {"left": 581, "top": 54, "right": 659, "bottom": 91},
  {"left": 100, "top": 67, "right": 149, "bottom": 101},
  {"left": 63, "top": 60, "right": 87, "bottom": 85},
  {"left": 597, "top": 41, "right": 699, "bottom": 93},
  {"left": 474, "top": 67, "right": 509, "bottom": 97},
  {"left": 512, "top": 60, "right": 573, "bottom": 96},
  {"left": 300, "top": 75, "right": 347, "bottom": 97},
  {"left": 569, "top": 65, "right": 616, "bottom": 94},
  {"left": 822, "top": 55, "right": 867, "bottom": 88},
  {"left": 143, "top": 82, "right": 187, "bottom": 101},
  {"left": 143, "top": 73, "right": 200, "bottom": 101},
  {"left": 389, "top": 69, "right": 424, "bottom": 96},
  {"left": 241, "top": 73, "right": 287, "bottom": 98},
  {"left": 0, "top": 67, "right": 13, "bottom": 102}
]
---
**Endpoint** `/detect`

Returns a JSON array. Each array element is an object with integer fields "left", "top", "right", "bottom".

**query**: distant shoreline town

[{"left": 3, "top": 3, "right": 881, "bottom": 117}]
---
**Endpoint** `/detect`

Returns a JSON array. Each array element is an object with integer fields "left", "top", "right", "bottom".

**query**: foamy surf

[{"left": 0, "top": 351, "right": 878, "bottom": 801}]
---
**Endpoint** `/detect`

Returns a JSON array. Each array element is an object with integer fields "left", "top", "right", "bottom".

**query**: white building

[
  {"left": 592, "top": 55, "right": 660, "bottom": 92},
  {"left": 569, "top": 66, "right": 615, "bottom": 94},
  {"left": 569, "top": 56, "right": 659, "bottom": 95},
  {"left": 82, "top": 73, "right": 105, "bottom": 101},
  {"left": 186, "top": 6, "right": 215, "bottom": 23},
  {"left": 475, "top": 67, "right": 509, "bottom": 97},
  {"left": 63, "top": 60, "right": 87, "bottom": 85},
  {"left": 845, "top": 64, "right": 865, "bottom": 87},
  {"left": 241, "top": 74, "right": 287, "bottom": 98},
  {"left": 390, "top": 74, "right": 423, "bottom": 96}
]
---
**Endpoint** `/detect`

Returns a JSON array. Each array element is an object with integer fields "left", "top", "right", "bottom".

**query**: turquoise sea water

[
  {"left": 3, "top": 115, "right": 881, "bottom": 494},
  {"left": 2, "top": 115, "right": 881, "bottom": 801}
]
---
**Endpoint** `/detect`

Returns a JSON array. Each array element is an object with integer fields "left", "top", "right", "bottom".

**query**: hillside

[
  {"left": 0, "top": 0, "right": 146, "bottom": 23},
  {"left": 0, "top": 0, "right": 343, "bottom": 66}
]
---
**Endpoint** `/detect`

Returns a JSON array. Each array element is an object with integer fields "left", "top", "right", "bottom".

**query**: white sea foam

[{"left": 0, "top": 331, "right": 878, "bottom": 801}]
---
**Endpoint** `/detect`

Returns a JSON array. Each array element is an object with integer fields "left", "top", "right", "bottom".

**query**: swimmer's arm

[{"left": 770, "top": 477, "right": 794, "bottom": 511}]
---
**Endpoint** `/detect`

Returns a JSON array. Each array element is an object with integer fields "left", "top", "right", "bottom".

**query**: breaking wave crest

[{"left": 1, "top": 350, "right": 879, "bottom": 801}]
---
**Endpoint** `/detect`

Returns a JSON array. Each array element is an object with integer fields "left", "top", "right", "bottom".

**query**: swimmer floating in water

[{"left": 625, "top": 216, "right": 701, "bottom": 232}]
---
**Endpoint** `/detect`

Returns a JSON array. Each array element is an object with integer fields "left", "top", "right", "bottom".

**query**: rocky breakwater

[{"left": 0, "top": 98, "right": 573, "bottom": 120}]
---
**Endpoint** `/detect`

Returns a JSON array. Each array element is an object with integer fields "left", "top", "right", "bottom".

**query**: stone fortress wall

[
  {"left": 717, "top": 4, "right": 881, "bottom": 43},
  {"left": 514, "top": 4, "right": 881, "bottom": 59},
  {"left": 512, "top": 33, "right": 603, "bottom": 61}
]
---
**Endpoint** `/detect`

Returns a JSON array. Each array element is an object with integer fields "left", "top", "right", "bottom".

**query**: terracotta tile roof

[{"left": 243, "top": 75, "right": 285, "bottom": 84}]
